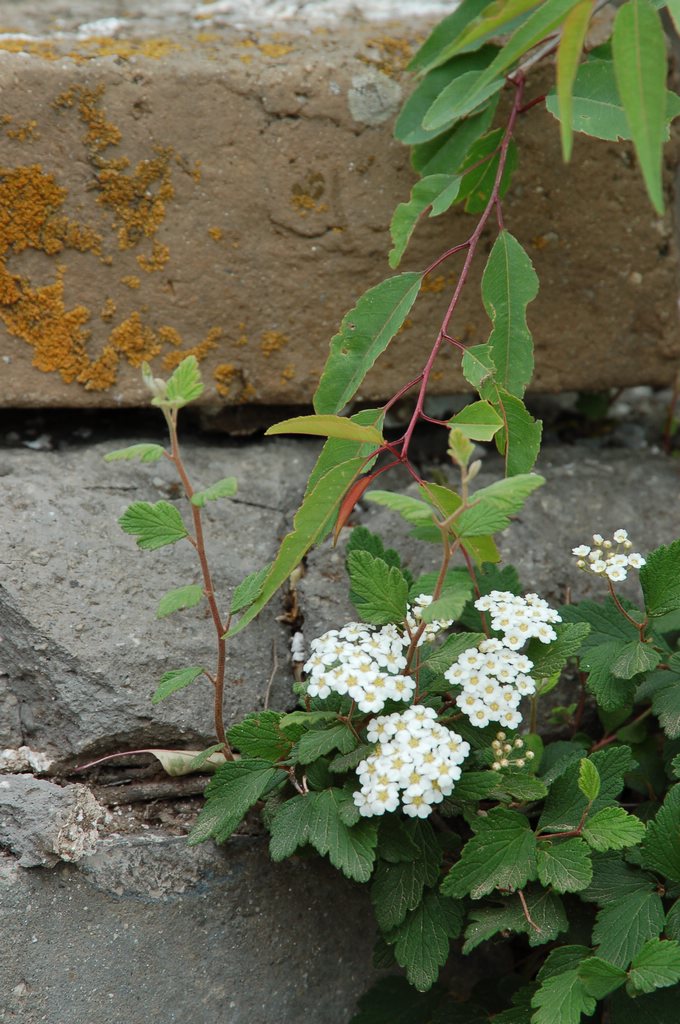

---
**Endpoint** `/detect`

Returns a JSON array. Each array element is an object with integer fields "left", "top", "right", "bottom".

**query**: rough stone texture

[
  {"left": 0, "top": 834, "right": 378, "bottom": 1024},
  {"left": 0, "top": 438, "right": 318, "bottom": 764},
  {"left": 0, "top": 774, "right": 105, "bottom": 867},
  {"left": 0, "top": 3, "right": 678, "bottom": 412}
]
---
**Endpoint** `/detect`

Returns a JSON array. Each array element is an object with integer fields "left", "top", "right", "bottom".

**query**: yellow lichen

[
  {"left": 258, "top": 43, "right": 293, "bottom": 58},
  {"left": 121, "top": 275, "right": 141, "bottom": 289},
  {"left": 109, "top": 313, "right": 161, "bottom": 367},
  {"left": 361, "top": 35, "right": 413, "bottom": 76},
  {"left": 100, "top": 298, "right": 116, "bottom": 321},
  {"left": 162, "top": 327, "right": 221, "bottom": 371},
  {"left": 291, "top": 172, "right": 327, "bottom": 216},
  {"left": 96, "top": 150, "right": 174, "bottom": 250},
  {"left": 137, "top": 240, "right": 170, "bottom": 272},
  {"left": 0, "top": 38, "right": 57, "bottom": 60},
  {"left": 261, "top": 330, "right": 289, "bottom": 357},
  {"left": 214, "top": 362, "right": 238, "bottom": 396},
  {"left": 157, "top": 325, "right": 183, "bottom": 347},
  {"left": 5, "top": 119, "right": 39, "bottom": 141},
  {"left": 76, "top": 37, "right": 182, "bottom": 60},
  {"left": 208, "top": 226, "right": 223, "bottom": 241},
  {"left": 281, "top": 364, "right": 295, "bottom": 381},
  {"left": 54, "top": 85, "right": 122, "bottom": 154}
]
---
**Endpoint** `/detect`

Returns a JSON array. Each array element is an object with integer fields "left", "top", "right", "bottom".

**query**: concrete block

[{"left": 0, "top": 2, "right": 677, "bottom": 414}]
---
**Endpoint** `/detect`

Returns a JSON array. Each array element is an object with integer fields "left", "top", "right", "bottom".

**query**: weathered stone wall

[{"left": 0, "top": 2, "right": 677, "bottom": 412}]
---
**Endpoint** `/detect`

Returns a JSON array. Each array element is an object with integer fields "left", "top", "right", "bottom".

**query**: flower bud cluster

[
  {"left": 303, "top": 621, "right": 413, "bottom": 714},
  {"left": 490, "top": 732, "right": 535, "bottom": 771},
  {"left": 443, "top": 592, "right": 560, "bottom": 731},
  {"left": 406, "top": 593, "right": 454, "bottom": 645},
  {"left": 353, "top": 706, "right": 470, "bottom": 818},
  {"left": 572, "top": 531, "right": 646, "bottom": 582}
]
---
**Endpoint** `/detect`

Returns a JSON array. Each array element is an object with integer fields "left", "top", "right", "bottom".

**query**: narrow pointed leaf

[
  {"left": 314, "top": 274, "right": 422, "bottom": 415},
  {"left": 408, "top": 0, "right": 494, "bottom": 72},
  {"left": 266, "top": 415, "right": 383, "bottom": 445},
  {"left": 389, "top": 175, "right": 461, "bottom": 268},
  {"left": 448, "top": 400, "right": 503, "bottom": 441},
  {"left": 556, "top": 0, "right": 593, "bottom": 159},
  {"left": 612, "top": 0, "right": 667, "bottom": 213}
]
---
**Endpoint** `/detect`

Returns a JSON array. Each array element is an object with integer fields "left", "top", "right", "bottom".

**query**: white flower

[
  {"left": 613, "top": 529, "right": 628, "bottom": 543},
  {"left": 627, "top": 553, "right": 646, "bottom": 569},
  {"left": 572, "top": 544, "right": 591, "bottom": 557},
  {"left": 575, "top": 530, "right": 646, "bottom": 583}
]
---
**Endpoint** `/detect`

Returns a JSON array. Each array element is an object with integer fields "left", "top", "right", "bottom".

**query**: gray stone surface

[
  {"left": 0, "top": 438, "right": 318, "bottom": 764},
  {"left": 0, "top": 834, "right": 378, "bottom": 1024},
  {"left": 0, "top": 774, "right": 104, "bottom": 867}
]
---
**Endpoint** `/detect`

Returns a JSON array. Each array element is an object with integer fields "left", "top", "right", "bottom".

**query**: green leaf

[
  {"left": 227, "top": 711, "right": 291, "bottom": 761},
  {"left": 295, "top": 724, "right": 356, "bottom": 765},
  {"left": 422, "top": 71, "right": 505, "bottom": 130},
  {"left": 228, "top": 432, "right": 379, "bottom": 636},
  {"left": 268, "top": 789, "right": 378, "bottom": 882},
  {"left": 491, "top": 389, "right": 542, "bottom": 475},
  {"left": 641, "top": 784, "right": 680, "bottom": 881},
  {"left": 265, "top": 415, "right": 383, "bottom": 445},
  {"left": 189, "top": 759, "right": 280, "bottom": 844},
  {"left": 119, "top": 500, "right": 188, "bottom": 551},
  {"left": 329, "top": 743, "right": 374, "bottom": 774},
  {"left": 386, "top": 891, "right": 463, "bottom": 992},
  {"left": 347, "top": 549, "right": 409, "bottom": 625},
  {"left": 526, "top": 622, "right": 591, "bottom": 678},
  {"left": 161, "top": 354, "right": 204, "bottom": 407},
  {"left": 666, "top": 899, "right": 680, "bottom": 941},
  {"left": 187, "top": 744, "right": 229, "bottom": 772},
  {"left": 578, "top": 757, "right": 601, "bottom": 801},
  {"left": 463, "top": 888, "right": 567, "bottom": 952},
  {"left": 641, "top": 668, "right": 680, "bottom": 739},
  {"left": 560, "top": 599, "right": 642, "bottom": 710},
  {"left": 668, "top": 0, "right": 680, "bottom": 33},
  {"left": 314, "top": 274, "right": 422, "bottom": 415},
  {"left": 448, "top": 400, "right": 503, "bottom": 441},
  {"left": 230, "top": 565, "right": 270, "bottom": 615},
  {"left": 456, "top": 129, "right": 518, "bottom": 214},
  {"left": 372, "top": 859, "right": 431, "bottom": 931},
  {"left": 492, "top": 773, "right": 549, "bottom": 803},
  {"left": 411, "top": 101, "right": 498, "bottom": 177},
  {"left": 628, "top": 938, "right": 680, "bottom": 994},
  {"left": 583, "top": 807, "right": 646, "bottom": 852},
  {"left": 389, "top": 175, "right": 461, "bottom": 269},
  {"left": 556, "top": 0, "right": 593, "bottom": 160},
  {"left": 443, "top": 0, "right": 543, "bottom": 60},
  {"left": 376, "top": 815, "right": 421, "bottom": 863},
  {"left": 611, "top": 641, "right": 661, "bottom": 679},
  {"left": 479, "top": 231, "right": 539, "bottom": 398},
  {"left": 151, "top": 665, "right": 205, "bottom": 704},
  {"left": 156, "top": 584, "right": 204, "bottom": 619},
  {"left": 457, "top": 473, "right": 544, "bottom": 536},
  {"left": 539, "top": 745, "right": 636, "bottom": 832},
  {"left": 613, "top": 0, "right": 667, "bottom": 213},
  {"left": 581, "top": 851, "right": 657, "bottom": 904},
  {"left": 531, "top": 964, "right": 596, "bottom": 1024},
  {"left": 189, "top": 477, "right": 238, "bottom": 507},
  {"left": 593, "top": 887, "right": 665, "bottom": 968},
  {"left": 104, "top": 442, "right": 165, "bottom": 463},
  {"left": 365, "top": 489, "right": 434, "bottom": 527},
  {"left": 640, "top": 540, "right": 680, "bottom": 617},
  {"left": 578, "top": 957, "right": 627, "bottom": 999},
  {"left": 417, "top": 632, "right": 486, "bottom": 677},
  {"left": 441, "top": 808, "right": 537, "bottom": 899},
  {"left": 408, "top": 0, "right": 496, "bottom": 72},
  {"left": 536, "top": 837, "right": 593, "bottom": 893}
]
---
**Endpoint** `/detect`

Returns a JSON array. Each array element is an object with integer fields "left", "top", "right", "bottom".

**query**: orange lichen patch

[
  {"left": 291, "top": 172, "right": 327, "bottom": 216},
  {"left": 261, "top": 330, "right": 289, "bottom": 357},
  {"left": 137, "top": 240, "right": 170, "bottom": 272},
  {"left": 121, "top": 275, "right": 141, "bottom": 289},
  {"left": 75, "top": 36, "right": 182, "bottom": 60},
  {"left": 208, "top": 226, "right": 223, "bottom": 241},
  {"left": 78, "top": 342, "right": 119, "bottom": 391},
  {"left": 100, "top": 298, "right": 116, "bottom": 321},
  {"left": 109, "top": 312, "right": 161, "bottom": 368},
  {"left": 234, "top": 323, "right": 248, "bottom": 347},
  {"left": 281, "top": 364, "right": 295, "bottom": 381},
  {"left": 162, "top": 327, "right": 221, "bottom": 371},
  {"left": 157, "top": 325, "right": 183, "bottom": 347},
  {"left": 0, "top": 268, "right": 91, "bottom": 382},
  {"left": 0, "top": 165, "right": 99, "bottom": 258},
  {"left": 0, "top": 37, "right": 58, "bottom": 60},
  {"left": 5, "top": 119, "right": 39, "bottom": 141},
  {"left": 54, "top": 86, "right": 122, "bottom": 155},
  {"left": 214, "top": 362, "right": 238, "bottom": 397},
  {"left": 258, "top": 43, "right": 293, "bottom": 58},
  {"left": 95, "top": 148, "right": 174, "bottom": 249},
  {"left": 361, "top": 35, "right": 413, "bottom": 76}
]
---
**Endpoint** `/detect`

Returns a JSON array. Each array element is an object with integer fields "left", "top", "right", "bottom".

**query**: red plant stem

[
  {"left": 589, "top": 706, "right": 653, "bottom": 754},
  {"left": 167, "top": 418, "right": 233, "bottom": 759},
  {"left": 607, "top": 580, "right": 647, "bottom": 639},
  {"left": 399, "top": 74, "right": 526, "bottom": 460}
]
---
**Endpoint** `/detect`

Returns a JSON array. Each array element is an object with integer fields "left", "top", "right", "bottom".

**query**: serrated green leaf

[
  {"left": 556, "top": 0, "right": 593, "bottom": 160},
  {"left": 376, "top": 815, "right": 421, "bottom": 863},
  {"left": 119, "top": 500, "right": 188, "bottom": 551},
  {"left": 417, "top": 632, "right": 486, "bottom": 679},
  {"left": 295, "top": 724, "right": 357, "bottom": 765},
  {"left": 329, "top": 743, "right": 374, "bottom": 774},
  {"left": 389, "top": 175, "right": 461, "bottom": 269},
  {"left": 531, "top": 965, "right": 596, "bottom": 1024},
  {"left": 582, "top": 807, "right": 646, "bottom": 852},
  {"left": 665, "top": 899, "right": 680, "bottom": 940},
  {"left": 527, "top": 622, "right": 591, "bottom": 678},
  {"left": 561, "top": 599, "right": 643, "bottom": 710},
  {"left": 578, "top": 957, "right": 627, "bottom": 999},
  {"left": 228, "top": 436, "right": 379, "bottom": 636},
  {"left": 227, "top": 711, "right": 291, "bottom": 761},
  {"left": 104, "top": 442, "right": 165, "bottom": 463},
  {"left": 457, "top": 473, "right": 544, "bottom": 536},
  {"left": 538, "top": 745, "right": 636, "bottom": 832},
  {"left": 156, "top": 584, "right": 204, "bottom": 619},
  {"left": 593, "top": 887, "right": 665, "bottom": 968},
  {"left": 420, "top": 581, "right": 474, "bottom": 624},
  {"left": 578, "top": 757, "right": 601, "bottom": 802},
  {"left": 187, "top": 744, "right": 228, "bottom": 772},
  {"left": 463, "top": 888, "right": 567, "bottom": 952},
  {"left": 265, "top": 415, "right": 383, "bottom": 445},
  {"left": 161, "top": 354, "right": 204, "bottom": 407},
  {"left": 372, "top": 859, "right": 431, "bottom": 931},
  {"left": 448, "top": 400, "right": 504, "bottom": 441},
  {"left": 611, "top": 641, "right": 661, "bottom": 679},
  {"left": 386, "top": 891, "right": 463, "bottom": 992},
  {"left": 365, "top": 489, "right": 434, "bottom": 526},
  {"left": 441, "top": 807, "right": 537, "bottom": 899},
  {"left": 628, "top": 938, "right": 680, "bottom": 994},
  {"left": 189, "top": 759, "right": 280, "bottom": 844},
  {"left": 268, "top": 789, "right": 378, "bottom": 882},
  {"left": 479, "top": 231, "right": 539, "bottom": 398},
  {"left": 613, "top": 0, "right": 667, "bottom": 213},
  {"left": 314, "top": 274, "right": 422, "bottom": 415},
  {"left": 638, "top": 668, "right": 680, "bottom": 739},
  {"left": 537, "top": 837, "right": 593, "bottom": 893},
  {"left": 492, "top": 773, "right": 549, "bottom": 803},
  {"left": 189, "top": 477, "right": 238, "bottom": 507},
  {"left": 640, "top": 540, "right": 680, "bottom": 617},
  {"left": 641, "top": 784, "right": 680, "bottom": 881},
  {"left": 347, "top": 549, "right": 409, "bottom": 625},
  {"left": 151, "top": 665, "right": 205, "bottom": 704},
  {"left": 581, "top": 851, "right": 657, "bottom": 904},
  {"left": 230, "top": 565, "right": 270, "bottom": 615}
]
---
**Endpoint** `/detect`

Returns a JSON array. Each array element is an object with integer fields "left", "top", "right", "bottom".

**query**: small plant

[{"left": 102, "top": 1, "right": 680, "bottom": 1020}]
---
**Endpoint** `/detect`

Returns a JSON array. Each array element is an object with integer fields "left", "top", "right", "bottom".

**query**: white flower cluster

[
  {"left": 353, "top": 706, "right": 470, "bottom": 818},
  {"left": 572, "top": 530, "right": 646, "bottom": 582},
  {"left": 443, "top": 592, "right": 561, "bottom": 730},
  {"left": 303, "top": 597, "right": 452, "bottom": 715}
]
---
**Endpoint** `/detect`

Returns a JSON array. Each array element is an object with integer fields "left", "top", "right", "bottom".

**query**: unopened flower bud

[{"left": 526, "top": 750, "right": 535, "bottom": 760}]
